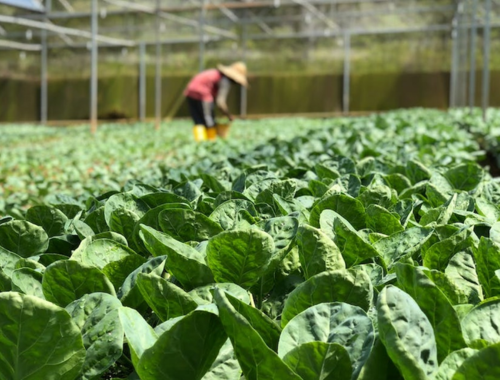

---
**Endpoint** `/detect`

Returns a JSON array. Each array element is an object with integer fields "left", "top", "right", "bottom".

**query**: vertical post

[
  {"left": 199, "top": 0, "right": 206, "bottom": 72},
  {"left": 482, "top": 0, "right": 491, "bottom": 121},
  {"left": 90, "top": 0, "right": 98, "bottom": 134},
  {"left": 240, "top": 10, "right": 248, "bottom": 118},
  {"left": 457, "top": 2, "right": 468, "bottom": 108},
  {"left": 40, "top": 0, "right": 51, "bottom": 124},
  {"left": 155, "top": 0, "right": 161, "bottom": 130},
  {"left": 468, "top": 0, "right": 478, "bottom": 112},
  {"left": 343, "top": 32, "right": 351, "bottom": 114},
  {"left": 450, "top": 16, "right": 459, "bottom": 108},
  {"left": 139, "top": 42, "right": 146, "bottom": 121}
]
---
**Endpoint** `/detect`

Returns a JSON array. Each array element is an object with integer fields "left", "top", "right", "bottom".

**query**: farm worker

[{"left": 184, "top": 62, "right": 248, "bottom": 141}]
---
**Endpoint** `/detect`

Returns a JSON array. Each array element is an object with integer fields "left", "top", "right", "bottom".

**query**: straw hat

[{"left": 218, "top": 62, "right": 248, "bottom": 87}]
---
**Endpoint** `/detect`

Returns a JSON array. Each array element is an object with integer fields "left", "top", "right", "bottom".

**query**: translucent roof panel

[{"left": 0, "top": 0, "right": 44, "bottom": 11}]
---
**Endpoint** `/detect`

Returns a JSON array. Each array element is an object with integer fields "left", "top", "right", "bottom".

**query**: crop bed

[{"left": 1, "top": 109, "right": 500, "bottom": 380}]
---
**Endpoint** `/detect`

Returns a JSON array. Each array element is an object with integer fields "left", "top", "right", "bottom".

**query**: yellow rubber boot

[
  {"left": 206, "top": 127, "right": 217, "bottom": 141},
  {"left": 193, "top": 125, "right": 207, "bottom": 142}
]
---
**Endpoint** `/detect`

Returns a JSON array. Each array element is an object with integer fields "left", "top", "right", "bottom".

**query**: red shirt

[{"left": 184, "top": 69, "right": 223, "bottom": 102}]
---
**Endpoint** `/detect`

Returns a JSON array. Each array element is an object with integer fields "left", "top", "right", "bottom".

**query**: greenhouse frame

[{"left": 0, "top": 0, "right": 497, "bottom": 130}]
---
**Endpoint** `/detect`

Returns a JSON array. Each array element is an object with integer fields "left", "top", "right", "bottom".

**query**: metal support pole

[
  {"left": 343, "top": 32, "right": 351, "bottom": 114},
  {"left": 457, "top": 3, "right": 469, "bottom": 108},
  {"left": 199, "top": 0, "right": 206, "bottom": 72},
  {"left": 482, "top": 0, "right": 491, "bottom": 121},
  {"left": 155, "top": 0, "right": 162, "bottom": 130},
  {"left": 90, "top": 0, "right": 98, "bottom": 133},
  {"left": 240, "top": 10, "right": 248, "bottom": 118},
  {"left": 469, "top": 0, "right": 478, "bottom": 111},
  {"left": 139, "top": 42, "right": 146, "bottom": 121},
  {"left": 40, "top": 0, "right": 51, "bottom": 124},
  {"left": 450, "top": 20, "right": 458, "bottom": 108}
]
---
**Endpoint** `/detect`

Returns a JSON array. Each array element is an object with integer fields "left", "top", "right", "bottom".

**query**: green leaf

[
  {"left": 357, "top": 338, "right": 403, "bottom": 380},
  {"left": 257, "top": 215, "right": 299, "bottom": 255},
  {"left": 136, "top": 272, "right": 198, "bottom": 321},
  {"left": 395, "top": 264, "right": 466, "bottom": 362},
  {"left": 118, "top": 256, "right": 166, "bottom": 308},
  {"left": 189, "top": 283, "right": 250, "bottom": 305},
  {"left": 15, "top": 258, "right": 45, "bottom": 272},
  {"left": 452, "top": 343, "right": 500, "bottom": 380},
  {"left": 66, "top": 293, "right": 124, "bottom": 380},
  {"left": 475, "top": 237, "right": 500, "bottom": 299},
  {"left": 73, "top": 219, "right": 95, "bottom": 239},
  {"left": 210, "top": 200, "right": 257, "bottom": 230},
  {"left": 444, "top": 163, "right": 483, "bottom": 191},
  {"left": 104, "top": 192, "right": 148, "bottom": 226},
  {"left": 421, "top": 268, "right": 468, "bottom": 305},
  {"left": 374, "top": 227, "right": 433, "bottom": 268},
  {"left": 384, "top": 173, "right": 412, "bottom": 194},
  {"left": 139, "top": 192, "right": 190, "bottom": 208},
  {"left": 118, "top": 307, "right": 158, "bottom": 366},
  {"left": 281, "top": 267, "right": 373, "bottom": 327},
  {"left": 201, "top": 339, "right": 242, "bottom": 380},
  {"left": 109, "top": 207, "right": 140, "bottom": 244},
  {"left": 279, "top": 302, "right": 374, "bottom": 379},
  {"left": 214, "top": 289, "right": 302, "bottom": 380},
  {"left": 420, "top": 194, "right": 457, "bottom": 227},
  {"left": 423, "top": 227, "right": 473, "bottom": 271},
  {"left": 71, "top": 239, "right": 138, "bottom": 269},
  {"left": 84, "top": 207, "right": 109, "bottom": 234},
  {"left": 11, "top": 268, "right": 44, "bottom": 299},
  {"left": 201, "top": 173, "right": 230, "bottom": 193},
  {"left": 0, "top": 292, "right": 86, "bottom": 380},
  {"left": 132, "top": 203, "right": 190, "bottom": 253},
  {"left": 434, "top": 348, "right": 478, "bottom": 380},
  {"left": 140, "top": 225, "right": 214, "bottom": 290},
  {"left": 224, "top": 292, "right": 282, "bottom": 351},
  {"left": 310, "top": 193, "right": 365, "bottom": 230},
  {"left": 207, "top": 229, "right": 275, "bottom": 289},
  {"left": 366, "top": 204, "right": 404, "bottom": 235},
  {"left": 445, "top": 251, "right": 483, "bottom": 304},
  {"left": 377, "top": 285, "right": 438, "bottom": 380},
  {"left": 43, "top": 260, "right": 116, "bottom": 307},
  {"left": 475, "top": 198, "right": 500, "bottom": 222},
  {"left": 101, "top": 254, "right": 147, "bottom": 291},
  {"left": 0, "top": 245, "right": 21, "bottom": 277},
  {"left": 330, "top": 211, "right": 381, "bottom": 267},
  {"left": 296, "top": 224, "right": 345, "bottom": 279},
  {"left": 214, "top": 191, "right": 251, "bottom": 207},
  {"left": 461, "top": 298, "right": 500, "bottom": 347},
  {"left": 159, "top": 208, "right": 223, "bottom": 242},
  {"left": 137, "top": 309, "right": 227, "bottom": 380},
  {"left": 174, "top": 180, "right": 203, "bottom": 202},
  {"left": 0, "top": 220, "right": 49, "bottom": 257},
  {"left": 406, "top": 160, "right": 431, "bottom": 184},
  {"left": 26, "top": 205, "right": 68, "bottom": 237},
  {"left": 283, "top": 342, "right": 352, "bottom": 380}
]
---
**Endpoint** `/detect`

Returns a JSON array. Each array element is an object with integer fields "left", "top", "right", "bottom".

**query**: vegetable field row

[{"left": 1, "top": 109, "right": 500, "bottom": 379}]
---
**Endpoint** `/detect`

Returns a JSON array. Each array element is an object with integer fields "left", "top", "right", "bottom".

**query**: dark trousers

[{"left": 187, "top": 97, "right": 215, "bottom": 127}]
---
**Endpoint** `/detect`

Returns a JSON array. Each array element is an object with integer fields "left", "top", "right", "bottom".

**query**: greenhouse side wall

[{"left": 1, "top": 72, "right": 499, "bottom": 122}]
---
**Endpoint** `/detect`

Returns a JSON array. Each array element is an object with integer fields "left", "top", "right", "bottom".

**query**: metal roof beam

[
  {"left": 292, "top": 0, "right": 339, "bottom": 30},
  {"left": 21, "top": 0, "right": 409, "bottom": 20},
  {"left": 0, "top": 14, "right": 135, "bottom": 46},
  {"left": 102, "top": 0, "right": 237, "bottom": 39},
  {"left": 212, "top": 1, "right": 239, "bottom": 22},
  {"left": 0, "top": 38, "right": 41, "bottom": 50},
  {"left": 3, "top": 20, "right": 500, "bottom": 51},
  {"left": 57, "top": 0, "right": 74, "bottom": 12}
]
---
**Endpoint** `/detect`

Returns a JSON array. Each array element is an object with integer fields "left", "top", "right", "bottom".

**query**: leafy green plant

[{"left": 1, "top": 110, "right": 500, "bottom": 379}]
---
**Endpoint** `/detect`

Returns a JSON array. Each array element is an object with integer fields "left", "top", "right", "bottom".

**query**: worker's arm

[
  {"left": 202, "top": 102, "right": 216, "bottom": 128},
  {"left": 216, "top": 76, "right": 233, "bottom": 121}
]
